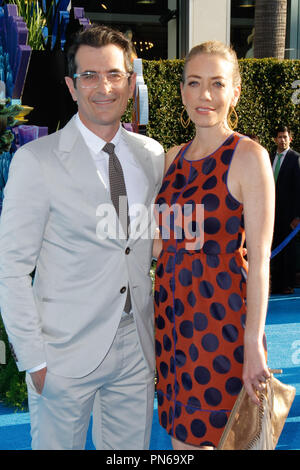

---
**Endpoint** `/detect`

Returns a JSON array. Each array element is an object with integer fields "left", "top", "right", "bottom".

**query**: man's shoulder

[
  {"left": 285, "top": 148, "right": 300, "bottom": 169},
  {"left": 18, "top": 126, "right": 66, "bottom": 156},
  {"left": 121, "top": 127, "right": 164, "bottom": 154},
  {"left": 287, "top": 148, "right": 300, "bottom": 159},
  {"left": 15, "top": 117, "right": 76, "bottom": 158},
  {"left": 23, "top": 130, "right": 61, "bottom": 151},
  {"left": 121, "top": 128, "right": 164, "bottom": 181}
]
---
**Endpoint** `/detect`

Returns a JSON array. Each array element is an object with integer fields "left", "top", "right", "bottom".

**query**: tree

[{"left": 254, "top": 0, "right": 287, "bottom": 59}]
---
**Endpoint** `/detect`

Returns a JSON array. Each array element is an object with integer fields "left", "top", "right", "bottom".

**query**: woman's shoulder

[
  {"left": 232, "top": 134, "right": 273, "bottom": 184},
  {"left": 164, "top": 143, "right": 187, "bottom": 173},
  {"left": 235, "top": 134, "right": 270, "bottom": 165}
]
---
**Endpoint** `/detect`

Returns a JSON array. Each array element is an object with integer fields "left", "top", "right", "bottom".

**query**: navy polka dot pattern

[{"left": 154, "top": 134, "right": 267, "bottom": 447}]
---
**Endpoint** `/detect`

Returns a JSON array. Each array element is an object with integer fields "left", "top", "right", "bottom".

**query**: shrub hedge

[
  {"left": 1, "top": 58, "right": 300, "bottom": 409},
  {"left": 0, "top": 317, "right": 27, "bottom": 408},
  {"left": 126, "top": 58, "right": 300, "bottom": 154}
]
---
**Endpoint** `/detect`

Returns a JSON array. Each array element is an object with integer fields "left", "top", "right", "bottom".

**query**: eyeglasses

[{"left": 73, "top": 71, "right": 131, "bottom": 88}]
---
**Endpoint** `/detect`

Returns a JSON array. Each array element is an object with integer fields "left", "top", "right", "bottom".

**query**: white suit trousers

[{"left": 26, "top": 315, "right": 155, "bottom": 450}]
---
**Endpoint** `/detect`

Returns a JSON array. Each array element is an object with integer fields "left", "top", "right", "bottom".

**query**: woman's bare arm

[{"left": 230, "top": 139, "right": 275, "bottom": 404}]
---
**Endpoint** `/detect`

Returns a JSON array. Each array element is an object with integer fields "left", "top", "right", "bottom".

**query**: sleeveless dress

[{"left": 154, "top": 133, "right": 267, "bottom": 447}]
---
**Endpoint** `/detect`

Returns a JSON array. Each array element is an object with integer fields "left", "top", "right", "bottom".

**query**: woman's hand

[
  {"left": 153, "top": 230, "right": 162, "bottom": 259},
  {"left": 242, "top": 341, "right": 270, "bottom": 405}
]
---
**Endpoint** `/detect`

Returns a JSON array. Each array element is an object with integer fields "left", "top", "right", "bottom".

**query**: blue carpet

[{"left": 0, "top": 290, "right": 299, "bottom": 450}]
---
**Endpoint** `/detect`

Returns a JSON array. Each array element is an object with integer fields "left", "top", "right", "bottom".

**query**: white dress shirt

[
  {"left": 28, "top": 114, "right": 148, "bottom": 374},
  {"left": 75, "top": 113, "right": 148, "bottom": 220}
]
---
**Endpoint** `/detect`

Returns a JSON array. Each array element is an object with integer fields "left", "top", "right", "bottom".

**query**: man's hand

[{"left": 30, "top": 367, "right": 47, "bottom": 395}]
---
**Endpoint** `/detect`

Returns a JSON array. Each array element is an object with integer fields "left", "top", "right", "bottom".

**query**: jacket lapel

[{"left": 54, "top": 117, "right": 111, "bottom": 209}]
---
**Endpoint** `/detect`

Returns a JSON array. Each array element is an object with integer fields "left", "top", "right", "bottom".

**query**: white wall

[
  {"left": 168, "top": 0, "right": 177, "bottom": 59},
  {"left": 189, "top": 0, "right": 231, "bottom": 50}
]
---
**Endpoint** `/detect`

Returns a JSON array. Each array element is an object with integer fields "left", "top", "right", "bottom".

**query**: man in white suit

[{"left": 0, "top": 25, "right": 164, "bottom": 450}]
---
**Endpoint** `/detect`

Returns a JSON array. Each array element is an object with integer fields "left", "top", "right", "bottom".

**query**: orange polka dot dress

[{"left": 154, "top": 133, "right": 267, "bottom": 447}]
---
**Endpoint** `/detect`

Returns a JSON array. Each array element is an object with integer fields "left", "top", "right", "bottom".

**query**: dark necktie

[{"left": 102, "top": 142, "right": 131, "bottom": 313}]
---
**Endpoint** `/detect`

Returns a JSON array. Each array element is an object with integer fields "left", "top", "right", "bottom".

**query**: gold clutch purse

[{"left": 217, "top": 369, "right": 296, "bottom": 450}]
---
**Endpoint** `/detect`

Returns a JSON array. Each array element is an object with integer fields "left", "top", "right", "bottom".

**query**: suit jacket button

[
  {"left": 120, "top": 286, "right": 127, "bottom": 294},
  {"left": 125, "top": 247, "right": 130, "bottom": 255}
]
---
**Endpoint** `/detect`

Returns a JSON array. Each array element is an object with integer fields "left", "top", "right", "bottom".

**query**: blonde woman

[{"left": 153, "top": 41, "right": 275, "bottom": 450}]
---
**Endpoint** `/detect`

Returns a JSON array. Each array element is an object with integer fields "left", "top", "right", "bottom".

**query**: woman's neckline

[{"left": 182, "top": 132, "right": 235, "bottom": 162}]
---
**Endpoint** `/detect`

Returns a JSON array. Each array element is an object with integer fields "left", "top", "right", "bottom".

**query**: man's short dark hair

[
  {"left": 273, "top": 126, "right": 292, "bottom": 138},
  {"left": 66, "top": 24, "right": 134, "bottom": 84}
]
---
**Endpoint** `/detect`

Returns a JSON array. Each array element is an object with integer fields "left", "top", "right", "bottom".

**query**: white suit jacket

[{"left": 0, "top": 116, "right": 164, "bottom": 378}]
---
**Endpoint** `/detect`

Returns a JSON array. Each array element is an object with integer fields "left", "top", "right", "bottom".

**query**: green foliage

[
  {"left": 131, "top": 58, "right": 300, "bottom": 154},
  {"left": 237, "top": 58, "right": 300, "bottom": 152},
  {"left": 4, "top": 0, "right": 46, "bottom": 51},
  {"left": 143, "top": 60, "right": 194, "bottom": 150},
  {"left": 150, "top": 260, "right": 156, "bottom": 292},
  {"left": 5, "top": 1, "right": 69, "bottom": 51},
  {"left": 0, "top": 99, "right": 23, "bottom": 153},
  {"left": 0, "top": 316, "right": 27, "bottom": 409}
]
